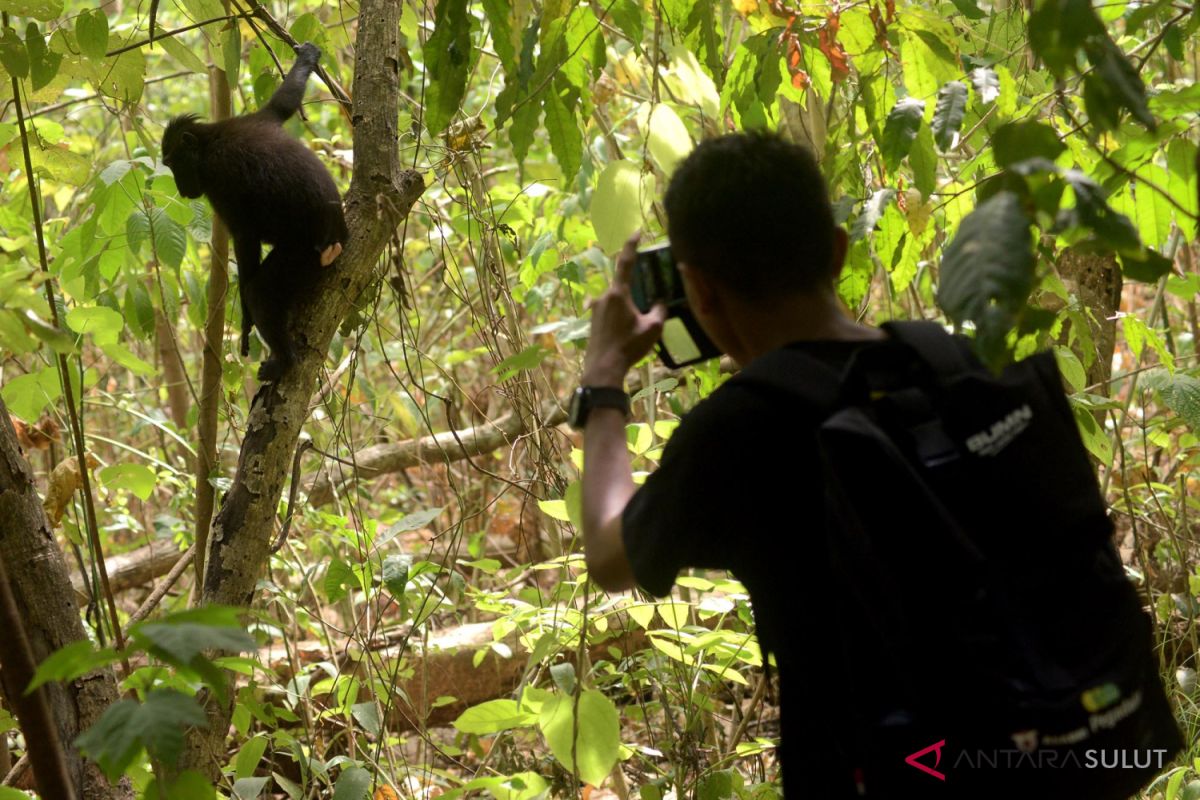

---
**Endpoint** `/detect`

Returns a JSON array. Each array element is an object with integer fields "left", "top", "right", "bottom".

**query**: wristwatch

[{"left": 568, "top": 386, "right": 631, "bottom": 429}]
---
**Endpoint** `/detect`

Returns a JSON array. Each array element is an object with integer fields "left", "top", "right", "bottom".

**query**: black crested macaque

[{"left": 161, "top": 42, "right": 348, "bottom": 382}]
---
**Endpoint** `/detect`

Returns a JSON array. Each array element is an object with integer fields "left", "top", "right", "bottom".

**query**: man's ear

[
  {"left": 829, "top": 226, "right": 849, "bottom": 281},
  {"left": 678, "top": 263, "right": 719, "bottom": 314}
]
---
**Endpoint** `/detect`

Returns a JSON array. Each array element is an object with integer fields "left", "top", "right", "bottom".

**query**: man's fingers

[
  {"left": 645, "top": 302, "right": 668, "bottom": 328},
  {"left": 614, "top": 230, "right": 641, "bottom": 287}
]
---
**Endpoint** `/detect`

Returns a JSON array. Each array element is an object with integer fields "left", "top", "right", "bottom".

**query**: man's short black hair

[{"left": 664, "top": 131, "right": 837, "bottom": 300}]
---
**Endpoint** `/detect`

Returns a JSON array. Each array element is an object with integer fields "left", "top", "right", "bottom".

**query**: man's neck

[{"left": 722, "top": 290, "right": 883, "bottom": 366}]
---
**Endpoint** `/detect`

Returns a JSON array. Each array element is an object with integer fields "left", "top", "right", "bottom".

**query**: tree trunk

[
  {"left": 0, "top": 401, "right": 132, "bottom": 800},
  {"left": 179, "top": 0, "right": 426, "bottom": 778}
]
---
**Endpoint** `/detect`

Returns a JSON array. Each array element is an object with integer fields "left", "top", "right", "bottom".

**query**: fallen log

[
  {"left": 306, "top": 401, "right": 567, "bottom": 506},
  {"left": 69, "top": 540, "right": 183, "bottom": 604}
]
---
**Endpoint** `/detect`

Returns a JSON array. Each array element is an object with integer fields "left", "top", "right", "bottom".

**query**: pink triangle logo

[{"left": 905, "top": 739, "right": 947, "bottom": 781}]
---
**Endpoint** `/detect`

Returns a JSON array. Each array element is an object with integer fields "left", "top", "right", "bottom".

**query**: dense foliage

[{"left": 0, "top": 0, "right": 1198, "bottom": 797}]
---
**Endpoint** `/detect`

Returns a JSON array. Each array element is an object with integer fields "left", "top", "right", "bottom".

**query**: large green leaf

[
  {"left": 453, "top": 699, "right": 538, "bottom": 734},
  {"left": 538, "top": 690, "right": 620, "bottom": 786},
  {"left": 1144, "top": 371, "right": 1200, "bottom": 431},
  {"left": 937, "top": 191, "right": 1034, "bottom": 359},
  {"left": 880, "top": 97, "right": 924, "bottom": 172},
  {"left": 24, "top": 23, "right": 59, "bottom": 92},
  {"left": 423, "top": 0, "right": 472, "bottom": 135},
  {"left": 75, "top": 9, "right": 108, "bottom": 60},
  {"left": 1027, "top": 0, "right": 1102, "bottom": 76},
  {"left": 930, "top": 81, "right": 967, "bottom": 151},
  {"left": 993, "top": 120, "right": 1065, "bottom": 169},
  {"left": 1082, "top": 37, "right": 1155, "bottom": 131},
  {"left": 591, "top": 160, "right": 647, "bottom": 253},
  {"left": 76, "top": 690, "right": 207, "bottom": 780}
]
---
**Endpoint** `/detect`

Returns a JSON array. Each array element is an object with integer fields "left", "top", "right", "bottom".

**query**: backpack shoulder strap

[{"left": 880, "top": 320, "right": 974, "bottom": 380}]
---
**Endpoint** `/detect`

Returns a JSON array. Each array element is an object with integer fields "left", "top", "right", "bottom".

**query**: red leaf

[{"left": 818, "top": 14, "right": 851, "bottom": 84}]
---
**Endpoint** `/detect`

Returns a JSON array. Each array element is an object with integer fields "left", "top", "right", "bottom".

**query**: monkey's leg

[
  {"left": 264, "top": 43, "right": 321, "bottom": 122},
  {"left": 232, "top": 237, "right": 262, "bottom": 358},
  {"left": 249, "top": 246, "right": 310, "bottom": 382}
]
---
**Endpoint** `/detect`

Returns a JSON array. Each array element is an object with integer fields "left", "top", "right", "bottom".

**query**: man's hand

[{"left": 583, "top": 233, "right": 668, "bottom": 387}]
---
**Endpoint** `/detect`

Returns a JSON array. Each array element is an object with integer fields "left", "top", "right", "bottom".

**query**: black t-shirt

[{"left": 622, "top": 340, "right": 873, "bottom": 798}]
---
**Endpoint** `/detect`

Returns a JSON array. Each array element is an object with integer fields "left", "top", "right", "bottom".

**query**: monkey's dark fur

[{"left": 161, "top": 43, "right": 348, "bottom": 382}]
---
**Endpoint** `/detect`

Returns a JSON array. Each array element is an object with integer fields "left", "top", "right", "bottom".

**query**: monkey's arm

[{"left": 264, "top": 43, "right": 321, "bottom": 122}]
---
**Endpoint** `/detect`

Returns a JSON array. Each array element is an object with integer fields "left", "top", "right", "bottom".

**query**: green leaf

[
  {"left": 1120, "top": 247, "right": 1172, "bottom": 283},
  {"left": 351, "top": 701, "right": 382, "bottom": 737},
  {"left": 332, "top": 765, "right": 372, "bottom": 800},
  {"left": 930, "top": 81, "right": 967, "bottom": 151},
  {"left": 880, "top": 97, "right": 924, "bottom": 172},
  {"left": 851, "top": 188, "right": 896, "bottom": 242},
  {"left": 492, "top": 343, "right": 551, "bottom": 380},
  {"left": 937, "top": 191, "right": 1034, "bottom": 357},
  {"left": 234, "top": 735, "right": 268, "bottom": 781},
  {"left": 1083, "top": 36, "right": 1154, "bottom": 131},
  {"left": 644, "top": 103, "right": 692, "bottom": 175},
  {"left": 424, "top": 0, "right": 471, "bottom": 135},
  {"left": 591, "top": 160, "right": 648, "bottom": 253},
  {"left": 480, "top": 0, "right": 516, "bottom": 70},
  {"left": 96, "top": 47, "right": 146, "bottom": 103},
  {"left": 76, "top": 690, "right": 208, "bottom": 780},
  {"left": 25, "top": 23, "right": 59, "bottom": 91},
  {"left": 0, "top": 0, "right": 62, "bottom": 21},
  {"left": 382, "top": 554, "right": 410, "bottom": 597},
  {"left": 75, "top": 9, "right": 108, "bottom": 61},
  {"left": 0, "top": 27, "right": 28, "bottom": 78},
  {"left": 324, "top": 558, "right": 355, "bottom": 602},
  {"left": 948, "top": 0, "right": 985, "bottom": 18},
  {"left": 993, "top": 121, "right": 1064, "bottom": 169},
  {"left": 98, "top": 463, "right": 157, "bottom": 500},
  {"left": 0, "top": 366, "right": 60, "bottom": 421},
  {"left": 379, "top": 507, "right": 444, "bottom": 542},
  {"left": 233, "top": 777, "right": 270, "bottom": 800},
  {"left": 538, "top": 690, "right": 620, "bottom": 786},
  {"left": 454, "top": 699, "right": 538, "bottom": 734},
  {"left": 969, "top": 67, "right": 999, "bottom": 105},
  {"left": 66, "top": 305, "right": 123, "bottom": 346},
  {"left": 160, "top": 34, "right": 208, "bottom": 73},
  {"left": 544, "top": 87, "right": 582, "bottom": 184},
  {"left": 30, "top": 640, "right": 121, "bottom": 691},
  {"left": 135, "top": 620, "right": 255, "bottom": 666},
  {"left": 1064, "top": 171, "right": 1140, "bottom": 254},
  {"left": 1071, "top": 403, "right": 1112, "bottom": 466},
  {"left": 153, "top": 210, "right": 188, "bottom": 269},
  {"left": 1027, "top": 0, "right": 1102, "bottom": 76},
  {"left": 910, "top": 125, "right": 937, "bottom": 198},
  {"left": 28, "top": 141, "right": 89, "bottom": 183}
]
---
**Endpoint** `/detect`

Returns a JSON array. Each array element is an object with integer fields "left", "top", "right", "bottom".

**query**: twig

[{"left": 125, "top": 545, "right": 196, "bottom": 630}]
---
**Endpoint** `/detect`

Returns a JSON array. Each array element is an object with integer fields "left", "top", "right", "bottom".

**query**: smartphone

[{"left": 630, "top": 243, "right": 723, "bottom": 369}]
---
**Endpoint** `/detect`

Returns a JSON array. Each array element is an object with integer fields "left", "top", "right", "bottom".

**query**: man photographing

[
  {"left": 573, "top": 131, "right": 1181, "bottom": 798},
  {"left": 576, "top": 132, "right": 883, "bottom": 795}
]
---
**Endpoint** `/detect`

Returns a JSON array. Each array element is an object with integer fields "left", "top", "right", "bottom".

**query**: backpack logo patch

[{"left": 965, "top": 404, "right": 1033, "bottom": 456}]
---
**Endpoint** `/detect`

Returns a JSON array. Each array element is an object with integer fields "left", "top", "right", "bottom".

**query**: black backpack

[{"left": 738, "top": 320, "right": 1182, "bottom": 799}]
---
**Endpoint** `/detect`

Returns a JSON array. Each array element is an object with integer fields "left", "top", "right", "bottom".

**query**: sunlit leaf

[{"left": 424, "top": 0, "right": 471, "bottom": 135}]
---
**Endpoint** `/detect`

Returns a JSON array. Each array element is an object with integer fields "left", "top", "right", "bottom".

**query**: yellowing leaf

[
  {"left": 591, "top": 160, "right": 648, "bottom": 253},
  {"left": 642, "top": 103, "right": 692, "bottom": 175}
]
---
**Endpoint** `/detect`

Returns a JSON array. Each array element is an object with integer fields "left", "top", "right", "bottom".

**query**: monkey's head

[{"left": 162, "top": 115, "right": 205, "bottom": 199}]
